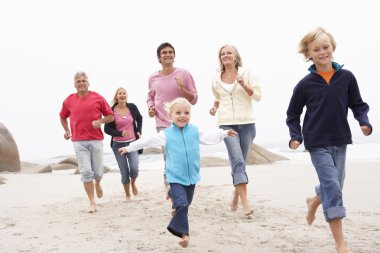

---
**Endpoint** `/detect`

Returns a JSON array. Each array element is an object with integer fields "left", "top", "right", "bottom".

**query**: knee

[
  {"left": 130, "top": 168, "right": 139, "bottom": 178},
  {"left": 81, "top": 170, "right": 94, "bottom": 182}
]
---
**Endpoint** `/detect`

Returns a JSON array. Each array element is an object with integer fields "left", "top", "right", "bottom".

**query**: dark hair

[{"left": 156, "top": 42, "right": 175, "bottom": 63}]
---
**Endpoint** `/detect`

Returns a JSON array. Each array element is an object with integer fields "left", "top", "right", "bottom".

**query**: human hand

[
  {"left": 122, "top": 130, "right": 130, "bottom": 138},
  {"left": 175, "top": 77, "right": 184, "bottom": 89},
  {"left": 137, "top": 132, "right": 141, "bottom": 139},
  {"left": 290, "top": 140, "right": 300, "bottom": 149},
  {"left": 118, "top": 147, "right": 128, "bottom": 155},
  {"left": 209, "top": 107, "right": 217, "bottom": 116},
  {"left": 92, "top": 119, "right": 102, "bottom": 129},
  {"left": 227, "top": 130, "right": 238, "bottom": 137},
  {"left": 237, "top": 74, "right": 244, "bottom": 86},
  {"left": 64, "top": 131, "right": 71, "bottom": 140},
  {"left": 148, "top": 106, "right": 156, "bottom": 117},
  {"left": 361, "top": 125, "right": 372, "bottom": 136}
]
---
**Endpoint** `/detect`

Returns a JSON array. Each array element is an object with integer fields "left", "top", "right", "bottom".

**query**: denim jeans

[
  {"left": 309, "top": 145, "right": 347, "bottom": 222},
  {"left": 112, "top": 141, "right": 139, "bottom": 184},
  {"left": 73, "top": 140, "right": 103, "bottom": 182},
  {"left": 220, "top": 124, "right": 256, "bottom": 186},
  {"left": 167, "top": 183, "right": 195, "bottom": 238}
]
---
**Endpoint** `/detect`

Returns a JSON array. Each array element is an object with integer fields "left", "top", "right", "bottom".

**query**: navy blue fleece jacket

[{"left": 286, "top": 62, "right": 372, "bottom": 149}]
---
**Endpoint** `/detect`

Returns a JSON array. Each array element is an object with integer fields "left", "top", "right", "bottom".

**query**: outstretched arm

[
  {"left": 119, "top": 132, "right": 166, "bottom": 155},
  {"left": 199, "top": 129, "right": 237, "bottom": 145}
]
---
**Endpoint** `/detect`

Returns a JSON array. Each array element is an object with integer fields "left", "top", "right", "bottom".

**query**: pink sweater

[{"left": 147, "top": 67, "right": 198, "bottom": 128}]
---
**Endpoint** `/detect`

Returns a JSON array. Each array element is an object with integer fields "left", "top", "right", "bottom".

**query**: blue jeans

[
  {"left": 112, "top": 141, "right": 139, "bottom": 184},
  {"left": 309, "top": 145, "right": 347, "bottom": 222},
  {"left": 167, "top": 183, "right": 195, "bottom": 238},
  {"left": 73, "top": 140, "right": 103, "bottom": 182},
  {"left": 220, "top": 124, "right": 256, "bottom": 186}
]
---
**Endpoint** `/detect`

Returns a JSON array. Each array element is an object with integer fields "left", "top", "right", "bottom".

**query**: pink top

[
  {"left": 113, "top": 109, "right": 136, "bottom": 142},
  {"left": 59, "top": 91, "right": 113, "bottom": 141},
  {"left": 147, "top": 67, "right": 198, "bottom": 128}
]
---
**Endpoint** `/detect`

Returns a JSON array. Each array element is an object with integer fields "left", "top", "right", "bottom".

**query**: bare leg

[
  {"left": 306, "top": 195, "right": 321, "bottom": 225},
  {"left": 131, "top": 177, "right": 138, "bottom": 196},
  {"left": 231, "top": 189, "right": 239, "bottom": 211},
  {"left": 95, "top": 180, "right": 103, "bottom": 198},
  {"left": 165, "top": 184, "right": 175, "bottom": 215},
  {"left": 235, "top": 184, "right": 253, "bottom": 216},
  {"left": 83, "top": 181, "right": 96, "bottom": 213},
  {"left": 329, "top": 218, "right": 352, "bottom": 253},
  {"left": 165, "top": 181, "right": 171, "bottom": 199},
  {"left": 123, "top": 183, "right": 131, "bottom": 202},
  {"left": 179, "top": 234, "right": 189, "bottom": 248}
]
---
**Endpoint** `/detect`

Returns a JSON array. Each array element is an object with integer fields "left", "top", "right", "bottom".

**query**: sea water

[{"left": 30, "top": 142, "right": 380, "bottom": 172}]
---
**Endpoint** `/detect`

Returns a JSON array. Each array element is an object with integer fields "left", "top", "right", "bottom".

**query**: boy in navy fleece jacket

[{"left": 286, "top": 27, "right": 372, "bottom": 253}]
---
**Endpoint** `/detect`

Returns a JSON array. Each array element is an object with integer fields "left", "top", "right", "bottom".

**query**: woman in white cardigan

[{"left": 209, "top": 44, "right": 262, "bottom": 217}]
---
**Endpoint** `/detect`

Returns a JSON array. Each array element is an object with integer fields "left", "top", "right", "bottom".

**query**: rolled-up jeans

[
  {"left": 73, "top": 140, "right": 103, "bottom": 183},
  {"left": 220, "top": 123, "right": 256, "bottom": 186},
  {"left": 308, "top": 145, "right": 347, "bottom": 222},
  {"left": 112, "top": 141, "right": 139, "bottom": 184}
]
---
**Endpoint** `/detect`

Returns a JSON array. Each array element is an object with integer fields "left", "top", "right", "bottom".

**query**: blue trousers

[
  {"left": 309, "top": 145, "right": 347, "bottom": 222},
  {"left": 220, "top": 123, "right": 256, "bottom": 185},
  {"left": 167, "top": 183, "right": 195, "bottom": 238},
  {"left": 111, "top": 141, "right": 139, "bottom": 184}
]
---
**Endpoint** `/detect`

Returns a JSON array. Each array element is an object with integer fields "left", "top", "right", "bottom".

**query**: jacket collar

[
  {"left": 171, "top": 122, "right": 189, "bottom": 131},
  {"left": 308, "top": 62, "right": 343, "bottom": 74}
]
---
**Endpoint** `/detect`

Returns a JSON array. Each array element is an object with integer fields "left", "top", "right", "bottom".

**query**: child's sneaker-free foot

[{"left": 179, "top": 235, "right": 189, "bottom": 248}]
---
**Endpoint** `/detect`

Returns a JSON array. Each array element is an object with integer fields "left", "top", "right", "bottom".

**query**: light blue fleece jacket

[{"left": 165, "top": 123, "right": 200, "bottom": 186}]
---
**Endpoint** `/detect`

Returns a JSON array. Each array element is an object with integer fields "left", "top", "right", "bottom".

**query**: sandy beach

[{"left": 1, "top": 159, "right": 380, "bottom": 253}]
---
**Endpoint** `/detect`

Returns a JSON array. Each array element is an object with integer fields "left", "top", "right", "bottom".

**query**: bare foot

[
  {"left": 125, "top": 196, "right": 131, "bottom": 203},
  {"left": 179, "top": 235, "right": 189, "bottom": 248},
  {"left": 231, "top": 190, "right": 239, "bottom": 211},
  {"left": 306, "top": 197, "right": 318, "bottom": 225},
  {"left": 95, "top": 182, "right": 103, "bottom": 199},
  {"left": 87, "top": 204, "right": 97, "bottom": 213},
  {"left": 336, "top": 242, "right": 353, "bottom": 253},
  {"left": 131, "top": 184, "right": 138, "bottom": 196},
  {"left": 244, "top": 209, "right": 253, "bottom": 219},
  {"left": 166, "top": 186, "right": 171, "bottom": 200}
]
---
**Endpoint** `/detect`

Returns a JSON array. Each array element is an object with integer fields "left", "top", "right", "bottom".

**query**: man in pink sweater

[{"left": 147, "top": 42, "right": 198, "bottom": 190}]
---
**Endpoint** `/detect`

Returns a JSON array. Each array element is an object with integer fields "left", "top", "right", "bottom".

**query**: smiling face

[
  {"left": 169, "top": 103, "right": 191, "bottom": 129},
  {"left": 74, "top": 74, "right": 89, "bottom": 94},
  {"left": 115, "top": 88, "right": 127, "bottom": 103},
  {"left": 220, "top": 45, "right": 237, "bottom": 67},
  {"left": 307, "top": 33, "right": 334, "bottom": 69},
  {"left": 158, "top": 46, "right": 175, "bottom": 65}
]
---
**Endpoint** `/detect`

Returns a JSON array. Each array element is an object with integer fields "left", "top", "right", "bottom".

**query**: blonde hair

[
  {"left": 164, "top": 97, "right": 191, "bottom": 116},
  {"left": 218, "top": 44, "right": 243, "bottom": 71},
  {"left": 111, "top": 87, "right": 128, "bottom": 106},
  {"left": 298, "top": 27, "right": 337, "bottom": 61}
]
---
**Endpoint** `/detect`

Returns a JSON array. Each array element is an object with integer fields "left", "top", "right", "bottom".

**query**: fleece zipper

[{"left": 180, "top": 130, "right": 191, "bottom": 184}]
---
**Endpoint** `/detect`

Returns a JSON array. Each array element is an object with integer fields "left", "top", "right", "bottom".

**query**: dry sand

[{"left": 0, "top": 160, "right": 379, "bottom": 253}]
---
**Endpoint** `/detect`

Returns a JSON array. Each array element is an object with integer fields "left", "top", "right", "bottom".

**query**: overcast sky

[{"left": 1, "top": 0, "right": 379, "bottom": 161}]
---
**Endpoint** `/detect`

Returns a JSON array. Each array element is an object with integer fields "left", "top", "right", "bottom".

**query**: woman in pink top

[{"left": 105, "top": 87, "right": 143, "bottom": 202}]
